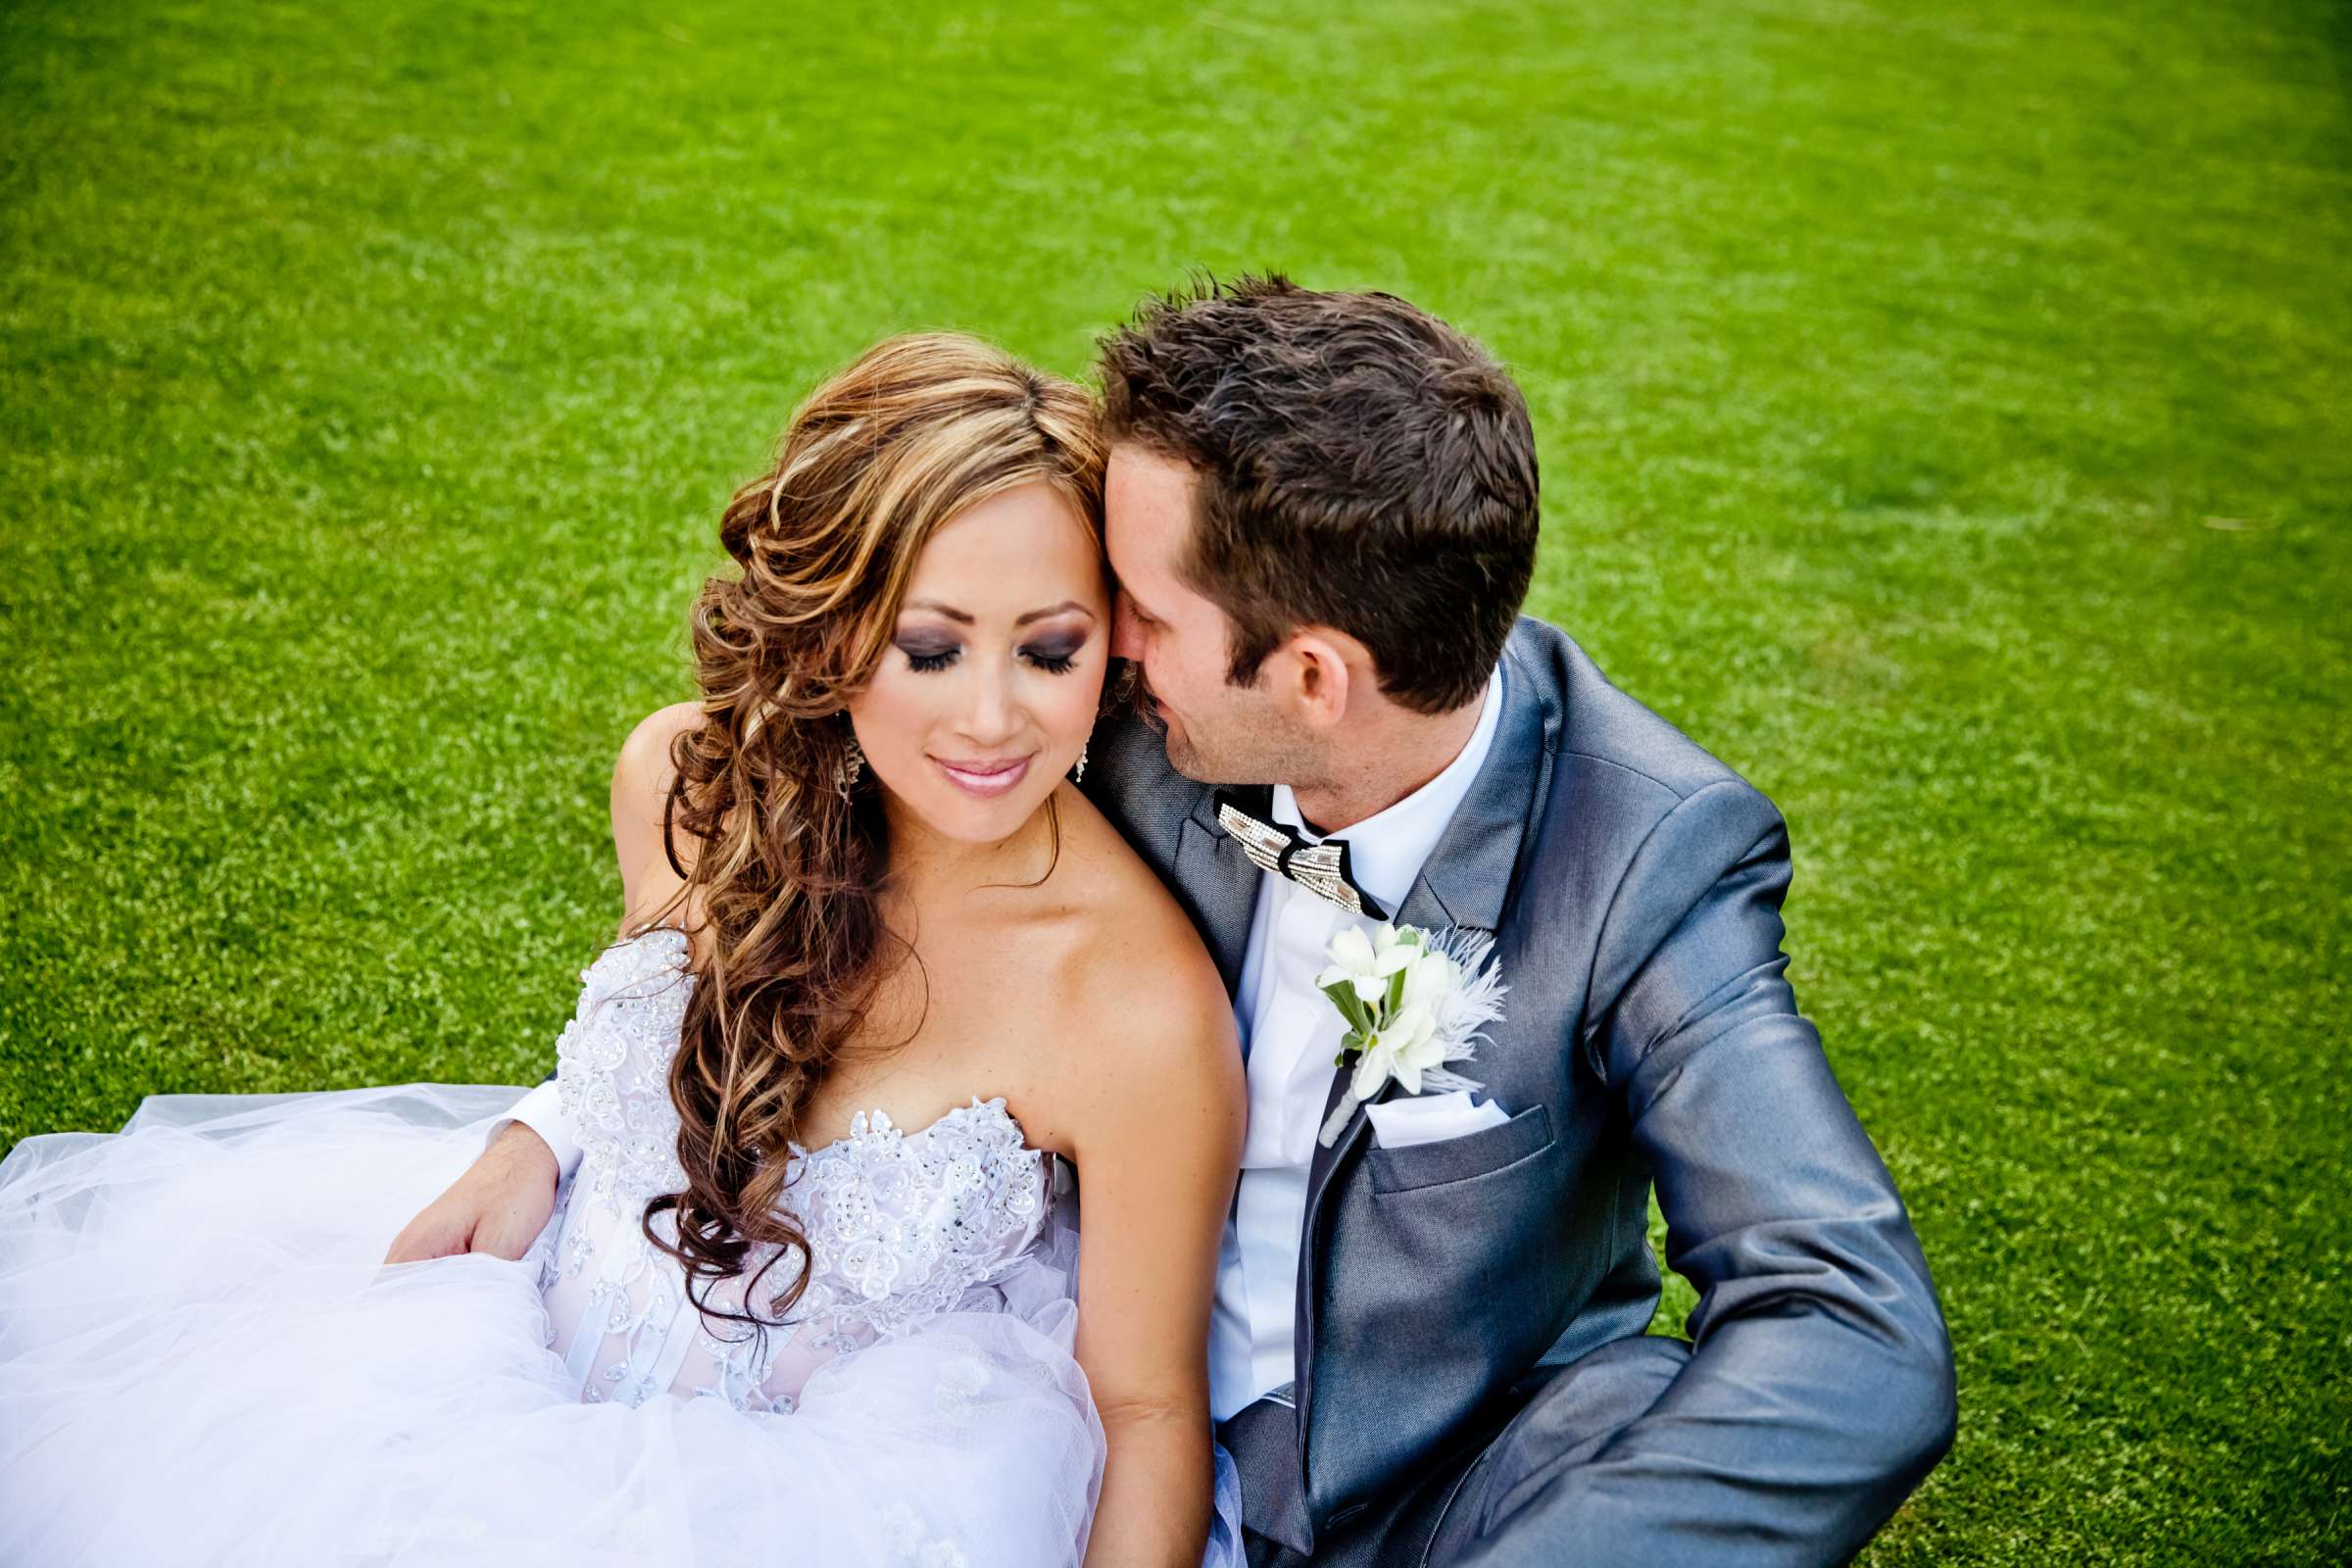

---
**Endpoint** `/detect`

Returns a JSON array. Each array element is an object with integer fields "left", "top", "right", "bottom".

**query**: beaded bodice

[{"left": 538, "top": 926, "right": 1057, "bottom": 1412}]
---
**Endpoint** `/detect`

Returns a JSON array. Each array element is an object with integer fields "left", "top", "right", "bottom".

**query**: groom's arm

[
  {"left": 1464, "top": 779, "right": 1956, "bottom": 1567},
  {"left": 481, "top": 1072, "right": 582, "bottom": 1179}
]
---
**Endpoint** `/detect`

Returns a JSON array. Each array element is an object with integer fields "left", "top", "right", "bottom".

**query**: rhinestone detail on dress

[{"left": 541, "top": 927, "right": 1054, "bottom": 1414}]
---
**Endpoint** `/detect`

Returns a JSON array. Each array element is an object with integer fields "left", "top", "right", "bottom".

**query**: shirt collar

[{"left": 1269, "top": 660, "right": 1507, "bottom": 916}]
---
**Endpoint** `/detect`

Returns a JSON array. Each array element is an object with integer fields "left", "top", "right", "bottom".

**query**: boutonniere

[{"left": 1314, "top": 921, "right": 1508, "bottom": 1147}]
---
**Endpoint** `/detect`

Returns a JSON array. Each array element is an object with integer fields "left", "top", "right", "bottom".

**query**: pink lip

[{"left": 933, "top": 755, "right": 1032, "bottom": 798}]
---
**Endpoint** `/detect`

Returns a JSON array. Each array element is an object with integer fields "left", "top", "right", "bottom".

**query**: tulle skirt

[{"left": 0, "top": 1083, "right": 1243, "bottom": 1566}]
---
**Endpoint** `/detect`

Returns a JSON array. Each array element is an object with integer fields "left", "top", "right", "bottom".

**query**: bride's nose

[{"left": 954, "top": 656, "right": 1022, "bottom": 747}]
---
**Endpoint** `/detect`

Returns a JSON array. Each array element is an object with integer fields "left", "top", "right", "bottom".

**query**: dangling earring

[
  {"left": 835, "top": 734, "right": 864, "bottom": 802},
  {"left": 1070, "top": 736, "right": 1090, "bottom": 783}
]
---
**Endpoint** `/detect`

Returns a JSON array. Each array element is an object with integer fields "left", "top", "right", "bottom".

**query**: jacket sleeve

[{"left": 1460, "top": 779, "right": 1957, "bottom": 1567}]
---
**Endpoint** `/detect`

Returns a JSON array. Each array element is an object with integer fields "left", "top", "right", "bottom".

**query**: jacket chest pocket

[{"left": 1366, "top": 1102, "right": 1555, "bottom": 1195}]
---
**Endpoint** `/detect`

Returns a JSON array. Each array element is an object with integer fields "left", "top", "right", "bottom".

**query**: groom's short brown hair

[{"left": 1095, "top": 272, "right": 1539, "bottom": 715}]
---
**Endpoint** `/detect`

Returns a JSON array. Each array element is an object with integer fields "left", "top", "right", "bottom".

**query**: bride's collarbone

[{"left": 788, "top": 866, "right": 1120, "bottom": 1160}]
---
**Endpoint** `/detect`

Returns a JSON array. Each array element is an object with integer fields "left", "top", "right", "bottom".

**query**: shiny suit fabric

[{"left": 1077, "top": 616, "right": 1958, "bottom": 1567}]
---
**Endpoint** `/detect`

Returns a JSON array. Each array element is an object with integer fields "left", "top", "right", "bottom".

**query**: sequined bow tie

[{"left": 1211, "top": 790, "right": 1390, "bottom": 921}]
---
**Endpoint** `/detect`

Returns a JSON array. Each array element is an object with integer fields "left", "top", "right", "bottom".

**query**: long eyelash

[{"left": 902, "top": 648, "right": 1077, "bottom": 675}]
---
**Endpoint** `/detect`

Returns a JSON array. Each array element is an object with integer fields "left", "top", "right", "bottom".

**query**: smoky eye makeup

[
  {"left": 895, "top": 634, "right": 960, "bottom": 672},
  {"left": 892, "top": 611, "right": 1098, "bottom": 674},
  {"left": 1023, "top": 612, "right": 1104, "bottom": 672},
  {"left": 1022, "top": 632, "right": 1089, "bottom": 662}
]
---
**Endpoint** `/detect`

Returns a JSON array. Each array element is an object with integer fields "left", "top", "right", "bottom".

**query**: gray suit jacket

[{"left": 1077, "top": 614, "right": 1957, "bottom": 1562}]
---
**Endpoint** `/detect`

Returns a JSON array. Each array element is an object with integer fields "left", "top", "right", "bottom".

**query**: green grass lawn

[{"left": 4, "top": 0, "right": 2345, "bottom": 1558}]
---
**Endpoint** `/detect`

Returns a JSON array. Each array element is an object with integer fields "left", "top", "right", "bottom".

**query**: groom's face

[{"left": 1104, "top": 444, "right": 1304, "bottom": 784}]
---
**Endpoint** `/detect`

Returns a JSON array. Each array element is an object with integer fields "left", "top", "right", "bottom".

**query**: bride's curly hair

[{"left": 634, "top": 332, "right": 1109, "bottom": 1338}]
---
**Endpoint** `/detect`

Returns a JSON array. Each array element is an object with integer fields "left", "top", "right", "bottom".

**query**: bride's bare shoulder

[
  {"left": 611, "top": 701, "right": 705, "bottom": 939},
  {"left": 1029, "top": 782, "right": 1242, "bottom": 1165},
  {"left": 1047, "top": 781, "right": 1206, "bottom": 958},
  {"left": 1044, "top": 781, "right": 1238, "bottom": 1059}
]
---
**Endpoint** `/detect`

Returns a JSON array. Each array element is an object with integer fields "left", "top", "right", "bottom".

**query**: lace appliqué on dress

[{"left": 541, "top": 927, "right": 1055, "bottom": 1418}]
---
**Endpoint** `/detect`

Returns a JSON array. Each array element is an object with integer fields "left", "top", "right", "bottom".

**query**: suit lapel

[
  {"left": 1295, "top": 878, "right": 1458, "bottom": 1203},
  {"left": 1299, "top": 657, "right": 1548, "bottom": 1221},
  {"left": 1291, "top": 646, "right": 1556, "bottom": 1467},
  {"left": 1173, "top": 781, "right": 1271, "bottom": 998}
]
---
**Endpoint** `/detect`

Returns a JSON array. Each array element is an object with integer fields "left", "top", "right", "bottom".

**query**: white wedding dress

[{"left": 0, "top": 926, "right": 1244, "bottom": 1566}]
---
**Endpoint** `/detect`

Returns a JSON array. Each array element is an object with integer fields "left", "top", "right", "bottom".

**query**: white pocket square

[{"left": 1364, "top": 1089, "right": 1511, "bottom": 1151}]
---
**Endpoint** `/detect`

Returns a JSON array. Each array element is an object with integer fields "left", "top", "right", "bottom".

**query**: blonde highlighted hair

[{"left": 637, "top": 332, "right": 1107, "bottom": 1336}]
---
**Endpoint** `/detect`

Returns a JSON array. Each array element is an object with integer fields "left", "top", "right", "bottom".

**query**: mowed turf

[{"left": 2, "top": 0, "right": 2344, "bottom": 1559}]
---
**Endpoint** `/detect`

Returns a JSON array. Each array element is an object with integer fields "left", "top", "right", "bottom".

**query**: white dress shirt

[
  {"left": 1207, "top": 661, "right": 1506, "bottom": 1420},
  {"left": 488, "top": 1076, "right": 582, "bottom": 1177}
]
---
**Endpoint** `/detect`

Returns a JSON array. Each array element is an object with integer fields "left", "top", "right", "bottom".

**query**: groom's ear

[{"left": 1276, "top": 626, "right": 1360, "bottom": 733}]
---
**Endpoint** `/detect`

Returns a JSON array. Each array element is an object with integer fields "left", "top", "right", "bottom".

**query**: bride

[{"left": 0, "top": 333, "right": 1248, "bottom": 1566}]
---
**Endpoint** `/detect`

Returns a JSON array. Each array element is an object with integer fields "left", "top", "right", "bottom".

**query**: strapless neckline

[
  {"left": 786, "top": 1096, "right": 1040, "bottom": 1164},
  {"left": 594, "top": 925, "right": 1048, "bottom": 1168}
]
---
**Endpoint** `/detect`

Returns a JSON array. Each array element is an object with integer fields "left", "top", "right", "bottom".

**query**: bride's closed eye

[{"left": 895, "top": 637, "right": 1086, "bottom": 675}]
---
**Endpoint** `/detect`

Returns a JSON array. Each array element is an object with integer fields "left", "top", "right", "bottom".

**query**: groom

[{"left": 1074, "top": 274, "right": 1955, "bottom": 1565}]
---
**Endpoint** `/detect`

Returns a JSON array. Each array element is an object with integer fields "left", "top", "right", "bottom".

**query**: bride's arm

[{"left": 1065, "top": 932, "right": 1246, "bottom": 1568}]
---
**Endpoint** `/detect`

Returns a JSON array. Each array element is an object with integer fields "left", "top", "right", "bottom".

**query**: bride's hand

[{"left": 383, "top": 1122, "right": 560, "bottom": 1264}]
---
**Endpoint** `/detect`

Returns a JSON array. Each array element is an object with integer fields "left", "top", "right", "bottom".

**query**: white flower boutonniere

[{"left": 1314, "top": 921, "right": 1508, "bottom": 1147}]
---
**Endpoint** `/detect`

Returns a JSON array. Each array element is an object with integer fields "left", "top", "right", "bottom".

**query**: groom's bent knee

[{"left": 1422, "top": 1335, "right": 1691, "bottom": 1566}]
